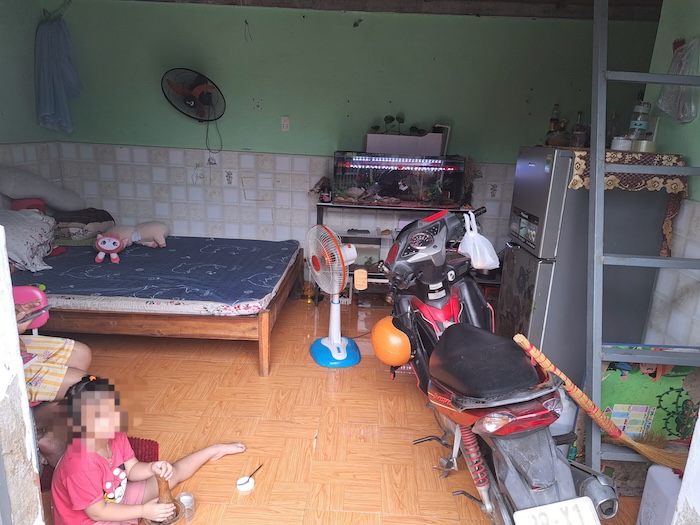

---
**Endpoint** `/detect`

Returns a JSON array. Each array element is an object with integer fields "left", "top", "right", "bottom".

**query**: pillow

[
  {"left": 52, "top": 208, "right": 115, "bottom": 240},
  {"left": 0, "top": 209, "right": 56, "bottom": 272},
  {"left": 0, "top": 165, "right": 85, "bottom": 211}
]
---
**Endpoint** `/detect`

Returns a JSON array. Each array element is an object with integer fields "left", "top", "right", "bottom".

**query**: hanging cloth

[{"left": 34, "top": 17, "right": 83, "bottom": 134}]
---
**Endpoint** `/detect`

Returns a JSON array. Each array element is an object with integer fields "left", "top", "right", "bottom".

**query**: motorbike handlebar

[
  {"left": 470, "top": 206, "right": 487, "bottom": 217},
  {"left": 385, "top": 280, "right": 400, "bottom": 305},
  {"left": 384, "top": 207, "right": 488, "bottom": 299}
]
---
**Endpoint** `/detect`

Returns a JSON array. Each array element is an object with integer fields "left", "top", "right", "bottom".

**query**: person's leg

[
  {"left": 55, "top": 367, "right": 88, "bottom": 400},
  {"left": 142, "top": 443, "right": 246, "bottom": 500},
  {"left": 65, "top": 340, "right": 92, "bottom": 372},
  {"left": 22, "top": 336, "right": 90, "bottom": 401},
  {"left": 38, "top": 431, "right": 67, "bottom": 468},
  {"left": 33, "top": 402, "right": 69, "bottom": 467}
]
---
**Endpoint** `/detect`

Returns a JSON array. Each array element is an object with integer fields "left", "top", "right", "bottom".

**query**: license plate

[{"left": 513, "top": 497, "right": 601, "bottom": 525}]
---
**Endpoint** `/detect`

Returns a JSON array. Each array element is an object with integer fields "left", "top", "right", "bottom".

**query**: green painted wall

[
  {"left": 0, "top": 0, "right": 54, "bottom": 143},
  {"left": 645, "top": 0, "right": 700, "bottom": 199},
  {"left": 3, "top": 1, "right": 657, "bottom": 164}
]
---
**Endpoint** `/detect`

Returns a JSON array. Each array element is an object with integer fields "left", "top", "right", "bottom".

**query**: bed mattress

[{"left": 11, "top": 236, "right": 301, "bottom": 317}]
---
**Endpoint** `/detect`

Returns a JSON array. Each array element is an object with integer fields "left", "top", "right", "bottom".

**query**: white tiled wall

[
  {"left": 0, "top": 142, "right": 516, "bottom": 251},
  {"left": 644, "top": 199, "right": 700, "bottom": 347},
  {"left": 4, "top": 141, "right": 698, "bottom": 345}
]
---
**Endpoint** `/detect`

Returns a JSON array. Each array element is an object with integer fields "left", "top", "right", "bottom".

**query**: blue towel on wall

[{"left": 34, "top": 18, "right": 83, "bottom": 134}]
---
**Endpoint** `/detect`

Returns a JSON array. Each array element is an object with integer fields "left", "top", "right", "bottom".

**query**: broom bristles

[{"left": 616, "top": 433, "right": 688, "bottom": 471}]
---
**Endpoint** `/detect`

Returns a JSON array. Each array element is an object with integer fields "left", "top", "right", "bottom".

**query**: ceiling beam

[{"left": 137, "top": 0, "right": 661, "bottom": 21}]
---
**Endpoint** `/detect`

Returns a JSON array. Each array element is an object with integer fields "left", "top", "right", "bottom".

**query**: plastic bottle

[
  {"left": 549, "top": 104, "right": 560, "bottom": 132},
  {"left": 626, "top": 101, "right": 651, "bottom": 140}
]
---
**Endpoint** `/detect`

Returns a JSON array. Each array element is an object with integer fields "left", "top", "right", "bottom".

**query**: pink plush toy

[
  {"left": 95, "top": 234, "right": 125, "bottom": 264},
  {"left": 94, "top": 221, "right": 170, "bottom": 264}
]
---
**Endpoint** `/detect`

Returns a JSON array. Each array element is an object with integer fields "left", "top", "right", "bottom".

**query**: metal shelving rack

[{"left": 587, "top": 0, "right": 700, "bottom": 470}]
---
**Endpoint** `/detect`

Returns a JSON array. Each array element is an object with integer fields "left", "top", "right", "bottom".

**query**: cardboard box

[{"left": 365, "top": 132, "right": 444, "bottom": 156}]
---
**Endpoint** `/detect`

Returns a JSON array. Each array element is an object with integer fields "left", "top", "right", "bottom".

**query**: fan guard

[
  {"left": 307, "top": 225, "right": 355, "bottom": 295},
  {"left": 161, "top": 68, "right": 225, "bottom": 122}
]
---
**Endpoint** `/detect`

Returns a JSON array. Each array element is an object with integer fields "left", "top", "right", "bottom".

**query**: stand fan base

[{"left": 310, "top": 337, "right": 361, "bottom": 368}]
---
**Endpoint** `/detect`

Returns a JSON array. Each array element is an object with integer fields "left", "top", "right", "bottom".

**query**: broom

[{"left": 513, "top": 333, "right": 688, "bottom": 471}]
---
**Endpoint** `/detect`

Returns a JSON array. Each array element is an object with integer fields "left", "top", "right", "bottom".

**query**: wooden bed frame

[{"left": 41, "top": 250, "right": 304, "bottom": 377}]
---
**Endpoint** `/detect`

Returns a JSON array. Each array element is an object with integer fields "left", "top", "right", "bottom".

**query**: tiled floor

[{"left": 42, "top": 297, "right": 641, "bottom": 524}]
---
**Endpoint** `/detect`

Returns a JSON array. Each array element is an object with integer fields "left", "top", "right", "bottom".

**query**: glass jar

[{"left": 626, "top": 102, "right": 651, "bottom": 140}]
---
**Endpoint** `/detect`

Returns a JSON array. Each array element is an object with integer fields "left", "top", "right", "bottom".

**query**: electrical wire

[
  {"left": 345, "top": 330, "right": 372, "bottom": 339},
  {"left": 205, "top": 116, "right": 223, "bottom": 154}
]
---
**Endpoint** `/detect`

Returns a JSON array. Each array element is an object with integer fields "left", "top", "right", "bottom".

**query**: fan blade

[
  {"left": 166, "top": 79, "right": 192, "bottom": 96},
  {"left": 191, "top": 84, "right": 215, "bottom": 99},
  {"left": 196, "top": 103, "right": 205, "bottom": 118}
]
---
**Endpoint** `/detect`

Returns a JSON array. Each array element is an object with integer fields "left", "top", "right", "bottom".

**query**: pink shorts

[{"left": 91, "top": 480, "right": 146, "bottom": 525}]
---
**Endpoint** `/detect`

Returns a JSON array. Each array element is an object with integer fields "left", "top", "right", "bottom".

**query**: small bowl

[
  {"left": 632, "top": 140, "right": 656, "bottom": 153},
  {"left": 236, "top": 476, "right": 255, "bottom": 492},
  {"left": 610, "top": 137, "right": 633, "bottom": 151}
]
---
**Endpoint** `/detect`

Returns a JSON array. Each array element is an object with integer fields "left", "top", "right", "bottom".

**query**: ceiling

[{"left": 141, "top": 0, "right": 663, "bottom": 21}]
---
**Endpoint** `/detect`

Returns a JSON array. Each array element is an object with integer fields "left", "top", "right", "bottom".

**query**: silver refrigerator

[{"left": 496, "top": 147, "right": 667, "bottom": 385}]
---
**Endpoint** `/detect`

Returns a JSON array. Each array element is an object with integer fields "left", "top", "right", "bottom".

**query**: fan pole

[{"left": 328, "top": 293, "right": 342, "bottom": 346}]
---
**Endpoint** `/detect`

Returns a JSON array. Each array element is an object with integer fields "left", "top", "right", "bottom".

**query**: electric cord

[
  {"left": 344, "top": 330, "right": 372, "bottom": 339},
  {"left": 205, "top": 112, "right": 223, "bottom": 154}
]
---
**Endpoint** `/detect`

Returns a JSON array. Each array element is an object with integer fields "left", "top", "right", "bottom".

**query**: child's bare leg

[
  {"left": 56, "top": 367, "right": 89, "bottom": 400},
  {"left": 33, "top": 402, "right": 69, "bottom": 467},
  {"left": 38, "top": 432, "right": 67, "bottom": 467},
  {"left": 66, "top": 340, "right": 92, "bottom": 371},
  {"left": 143, "top": 443, "right": 246, "bottom": 499}
]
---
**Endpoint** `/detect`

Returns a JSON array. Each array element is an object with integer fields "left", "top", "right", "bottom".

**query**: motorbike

[{"left": 370, "top": 208, "right": 618, "bottom": 525}]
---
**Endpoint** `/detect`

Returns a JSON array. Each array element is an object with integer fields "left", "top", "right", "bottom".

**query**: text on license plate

[{"left": 513, "top": 496, "right": 601, "bottom": 525}]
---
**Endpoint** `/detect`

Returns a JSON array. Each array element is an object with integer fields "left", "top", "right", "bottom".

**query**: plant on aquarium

[
  {"left": 369, "top": 115, "right": 428, "bottom": 136},
  {"left": 331, "top": 187, "right": 352, "bottom": 199},
  {"left": 308, "top": 176, "right": 332, "bottom": 196}
]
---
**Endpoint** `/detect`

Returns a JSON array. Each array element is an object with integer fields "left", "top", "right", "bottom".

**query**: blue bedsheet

[{"left": 12, "top": 236, "right": 300, "bottom": 314}]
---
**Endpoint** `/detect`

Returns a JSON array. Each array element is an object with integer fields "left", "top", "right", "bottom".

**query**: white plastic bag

[
  {"left": 657, "top": 37, "right": 699, "bottom": 123},
  {"left": 458, "top": 211, "right": 500, "bottom": 270}
]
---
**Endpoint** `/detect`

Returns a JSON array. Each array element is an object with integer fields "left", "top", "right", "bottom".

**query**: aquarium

[{"left": 330, "top": 152, "right": 466, "bottom": 208}]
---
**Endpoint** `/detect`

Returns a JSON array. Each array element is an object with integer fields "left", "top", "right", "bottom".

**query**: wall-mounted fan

[
  {"left": 306, "top": 225, "right": 361, "bottom": 368},
  {"left": 161, "top": 68, "right": 225, "bottom": 122}
]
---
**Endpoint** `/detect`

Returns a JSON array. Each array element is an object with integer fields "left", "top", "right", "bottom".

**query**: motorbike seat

[{"left": 429, "top": 324, "right": 540, "bottom": 399}]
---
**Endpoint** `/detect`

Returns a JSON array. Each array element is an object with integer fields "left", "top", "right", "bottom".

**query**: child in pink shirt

[{"left": 51, "top": 376, "right": 245, "bottom": 525}]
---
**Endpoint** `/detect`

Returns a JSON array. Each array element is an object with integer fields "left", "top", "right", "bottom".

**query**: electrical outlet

[{"left": 281, "top": 115, "right": 290, "bottom": 132}]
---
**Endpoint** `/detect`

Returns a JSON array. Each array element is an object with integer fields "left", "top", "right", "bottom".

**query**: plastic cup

[{"left": 177, "top": 492, "right": 195, "bottom": 521}]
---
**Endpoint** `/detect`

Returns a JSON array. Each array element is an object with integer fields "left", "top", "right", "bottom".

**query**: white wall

[
  {"left": 672, "top": 419, "right": 700, "bottom": 524},
  {"left": 645, "top": 199, "right": 700, "bottom": 346},
  {"left": 0, "top": 227, "right": 44, "bottom": 525}
]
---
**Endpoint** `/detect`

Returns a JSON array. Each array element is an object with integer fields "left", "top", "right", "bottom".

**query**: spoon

[{"left": 237, "top": 463, "right": 263, "bottom": 487}]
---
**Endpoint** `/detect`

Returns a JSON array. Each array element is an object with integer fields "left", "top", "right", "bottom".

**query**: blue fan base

[{"left": 310, "top": 337, "right": 361, "bottom": 368}]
